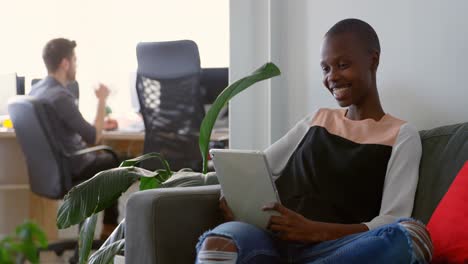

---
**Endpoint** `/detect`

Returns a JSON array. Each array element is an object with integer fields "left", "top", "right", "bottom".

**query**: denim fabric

[{"left": 196, "top": 220, "right": 424, "bottom": 264}]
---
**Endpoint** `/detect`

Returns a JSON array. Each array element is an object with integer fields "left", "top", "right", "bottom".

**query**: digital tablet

[{"left": 210, "top": 149, "right": 280, "bottom": 229}]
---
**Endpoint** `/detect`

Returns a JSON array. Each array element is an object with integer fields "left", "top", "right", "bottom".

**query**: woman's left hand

[{"left": 263, "top": 202, "right": 327, "bottom": 243}]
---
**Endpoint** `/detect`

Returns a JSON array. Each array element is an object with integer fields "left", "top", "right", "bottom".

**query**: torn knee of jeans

[
  {"left": 201, "top": 236, "right": 238, "bottom": 252},
  {"left": 197, "top": 250, "right": 238, "bottom": 263},
  {"left": 399, "top": 220, "right": 433, "bottom": 263},
  {"left": 197, "top": 237, "right": 239, "bottom": 263}
]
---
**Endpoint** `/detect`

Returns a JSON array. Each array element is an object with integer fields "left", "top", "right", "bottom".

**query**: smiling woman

[
  {"left": 197, "top": 18, "right": 433, "bottom": 264},
  {"left": 0, "top": 0, "right": 229, "bottom": 119}
]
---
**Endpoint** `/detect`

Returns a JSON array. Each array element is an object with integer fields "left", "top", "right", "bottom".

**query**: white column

[
  {"left": 229, "top": 0, "right": 271, "bottom": 150},
  {"left": 229, "top": 0, "right": 313, "bottom": 149}
]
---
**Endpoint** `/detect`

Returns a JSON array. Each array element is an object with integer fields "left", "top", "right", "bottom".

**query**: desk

[
  {"left": 102, "top": 131, "right": 144, "bottom": 141},
  {"left": 0, "top": 128, "right": 228, "bottom": 239},
  {"left": 101, "top": 131, "right": 145, "bottom": 158},
  {"left": 0, "top": 129, "right": 146, "bottom": 240}
]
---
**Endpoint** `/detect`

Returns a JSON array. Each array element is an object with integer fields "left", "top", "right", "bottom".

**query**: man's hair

[
  {"left": 42, "top": 38, "right": 76, "bottom": 73},
  {"left": 325, "top": 18, "right": 380, "bottom": 54}
]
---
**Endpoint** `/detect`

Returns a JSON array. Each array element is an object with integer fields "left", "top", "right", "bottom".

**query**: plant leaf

[
  {"left": 0, "top": 245, "right": 14, "bottom": 264},
  {"left": 199, "top": 62, "right": 281, "bottom": 173},
  {"left": 57, "top": 166, "right": 155, "bottom": 229},
  {"left": 161, "top": 170, "right": 205, "bottom": 188},
  {"left": 139, "top": 176, "right": 160, "bottom": 190},
  {"left": 19, "top": 241, "right": 39, "bottom": 263},
  {"left": 120, "top": 152, "right": 172, "bottom": 176},
  {"left": 100, "top": 219, "right": 125, "bottom": 249},
  {"left": 79, "top": 215, "right": 98, "bottom": 264},
  {"left": 12, "top": 220, "right": 48, "bottom": 263},
  {"left": 154, "top": 170, "right": 171, "bottom": 183},
  {"left": 28, "top": 222, "right": 48, "bottom": 249},
  {"left": 15, "top": 221, "right": 48, "bottom": 249},
  {"left": 88, "top": 239, "right": 125, "bottom": 264}
]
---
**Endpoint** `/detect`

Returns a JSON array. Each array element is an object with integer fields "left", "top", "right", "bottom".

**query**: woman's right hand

[{"left": 219, "top": 197, "right": 235, "bottom": 222}]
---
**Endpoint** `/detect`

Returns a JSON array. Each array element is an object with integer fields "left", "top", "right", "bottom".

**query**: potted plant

[
  {"left": 56, "top": 62, "right": 281, "bottom": 264},
  {"left": 0, "top": 220, "right": 48, "bottom": 264}
]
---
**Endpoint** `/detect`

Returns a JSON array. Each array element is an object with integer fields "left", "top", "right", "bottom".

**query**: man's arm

[
  {"left": 54, "top": 93, "right": 96, "bottom": 145},
  {"left": 93, "top": 84, "right": 110, "bottom": 144}
]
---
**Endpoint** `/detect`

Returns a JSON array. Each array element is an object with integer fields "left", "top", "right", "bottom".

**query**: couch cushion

[
  {"left": 427, "top": 162, "right": 468, "bottom": 263},
  {"left": 412, "top": 122, "right": 468, "bottom": 223}
]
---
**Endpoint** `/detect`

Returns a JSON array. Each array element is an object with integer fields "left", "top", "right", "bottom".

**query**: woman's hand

[
  {"left": 263, "top": 203, "right": 369, "bottom": 243},
  {"left": 219, "top": 197, "right": 235, "bottom": 222},
  {"left": 263, "top": 202, "right": 327, "bottom": 243}
]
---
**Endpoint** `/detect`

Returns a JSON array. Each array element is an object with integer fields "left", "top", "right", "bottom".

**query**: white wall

[
  {"left": 0, "top": 0, "right": 229, "bottom": 119},
  {"left": 229, "top": 0, "right": 271, "bottom": 150},
  {"left": 230, "top": 0, "right": 468, "bottom": 150}
]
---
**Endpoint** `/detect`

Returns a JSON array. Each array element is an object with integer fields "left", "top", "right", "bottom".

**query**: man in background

[{"left": 29, "top": 38, "right": 118, "bottom": 237}]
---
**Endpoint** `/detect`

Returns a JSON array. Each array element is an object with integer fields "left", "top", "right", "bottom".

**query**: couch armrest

[{"left": 125, "top": 185, "right": 222, "bottom": 264}]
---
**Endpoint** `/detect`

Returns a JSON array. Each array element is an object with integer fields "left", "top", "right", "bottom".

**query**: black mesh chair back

[
  {"left": 8, "top": 96, "right": 72, "bottom": 199},
  {"left": 136, "top": 40, "right": 205, "bottom": 171}
]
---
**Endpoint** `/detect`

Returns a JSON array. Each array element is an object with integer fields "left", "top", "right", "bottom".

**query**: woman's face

[{"left": 320, "top": 33, "right": 377, "bottom": 108}]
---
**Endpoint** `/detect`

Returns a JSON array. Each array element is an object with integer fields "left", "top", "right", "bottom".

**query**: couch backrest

[{"left": 412, "top": 122, "right": 468, "bottom": 223}]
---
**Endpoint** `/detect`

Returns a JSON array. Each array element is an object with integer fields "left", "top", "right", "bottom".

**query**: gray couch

[{"left": 125, "top": 122, "right": 468, "bottom": 264}]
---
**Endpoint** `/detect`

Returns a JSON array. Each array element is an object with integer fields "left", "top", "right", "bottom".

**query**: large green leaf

[
  {"left": 57, "top": 166, "right": 156, "bottom": 229},
  {"left": 199, "top": 62, "right": 281, "bottom": 173},
  {"left": 139, "top": 176, "right": 160, "bottom": 190},
  {"left": 139, "top": 169, "right": 172, "bottom": 191},
  {"left": 88, "top": 239, "right": 125, "bottom": 264},
  {"left": 78, "top": 215, "right": 98, "bottom": 264},
  {"left": 100, "top": 219, "right": 125, "bottom": 249},
  {"left": 120, "top": 153, "right": 172, "bottom": 176},
  {"left": 78, "top": 218, "right": 125, "bottom": 264}
]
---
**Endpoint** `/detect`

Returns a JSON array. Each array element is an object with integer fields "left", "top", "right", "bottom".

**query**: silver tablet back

[{"left": 210, "top": 149, "right": 280, "bottom": 229}]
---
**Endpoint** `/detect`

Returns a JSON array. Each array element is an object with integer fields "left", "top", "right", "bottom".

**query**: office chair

[
  {"left": 8, "top": 96, "right": 117, "bottom": 263},
  {"left": 136, "top": 40, "right": 207, "bottom": 171}
]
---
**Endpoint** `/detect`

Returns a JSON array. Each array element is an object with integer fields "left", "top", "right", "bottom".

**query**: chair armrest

[
  {"left": 67, "top": 145, "right": 118, "bottom": 162},
  {"left": 125, "top": 185, "right": 222, "bottom": 264}
]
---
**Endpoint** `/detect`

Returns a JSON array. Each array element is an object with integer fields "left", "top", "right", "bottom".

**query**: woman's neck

[{"left": 346, "top": 98, "right": 385, "bottom": 121}]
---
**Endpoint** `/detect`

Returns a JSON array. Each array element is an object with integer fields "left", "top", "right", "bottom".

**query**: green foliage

[
  {"left": 79, "top": 214, "right": 98, "bottom": 264},
  {"left": 88, "top": 239, "right": 125, "bottom": 264},
  {"left": 56, "top": 62, "right": 281, "bottom": 264},
  {"left": 139, "top": 169, "right": 172, "bottom": 191},
  {"left": 199, "top": 62, "right": 281, "bottom": 173},
  {"left": 0, "top": 220, "right": 48, "bottom": 264},
  {"left": 120, "top": 153, "right": 172, "bottom": 175},
  {"left": 56, "top": 166, "right": 152, "bottom": 229}
]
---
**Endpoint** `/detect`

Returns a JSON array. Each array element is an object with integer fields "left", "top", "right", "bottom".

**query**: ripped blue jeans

[{"left": 196, "top": 219, "right": 424, "bottom": 264}]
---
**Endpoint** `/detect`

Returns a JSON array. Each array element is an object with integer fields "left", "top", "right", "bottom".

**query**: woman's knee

[
  {"left": 196, "top": 221, "right": 277, "bottom": 263},
  {"left": 398, "top": 219, "right": 433, "bottom": 263},
  {"left": 201, "top": 221, "right": 268, "bottom": 246},
  {"left": 200, "top": 236, "right": 238, "bottom": 252},
  {"left": 197, "top": 236, "right": 238, "bottom": 263}
]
